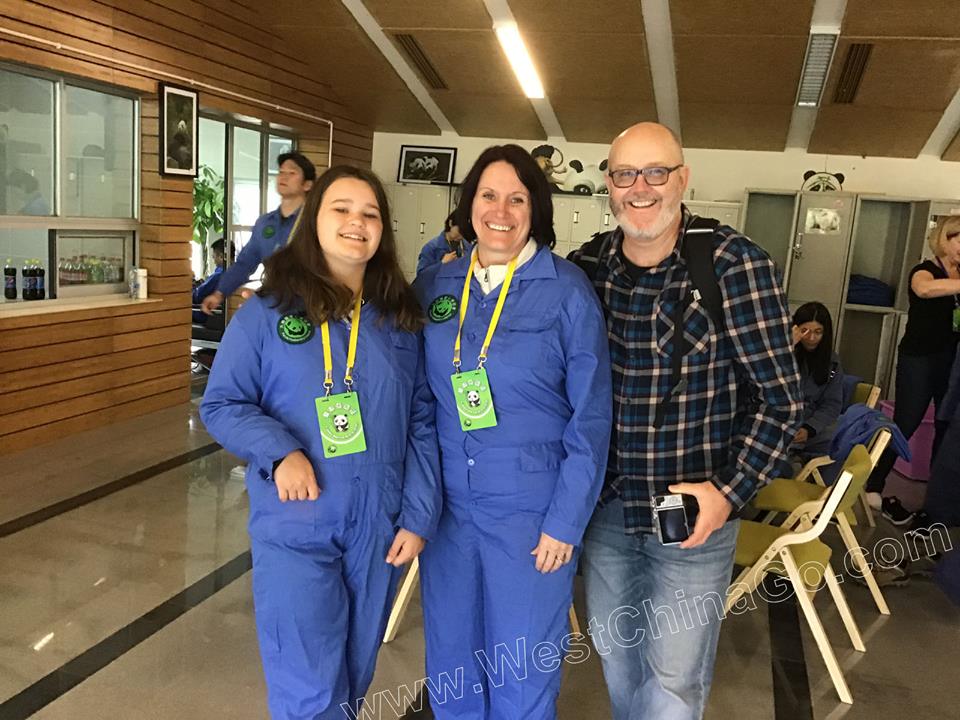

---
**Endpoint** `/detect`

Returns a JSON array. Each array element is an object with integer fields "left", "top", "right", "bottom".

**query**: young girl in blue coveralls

[
  {"left": 414, "top": 145, "right": 612, "bottom": 719},
  {"left": 200, "top": 165, "right": 441, "bottom": 720}
]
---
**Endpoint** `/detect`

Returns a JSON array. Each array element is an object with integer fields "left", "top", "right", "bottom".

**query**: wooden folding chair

[{"left": 727, "top": 445, "right": 873, "bottom": 705}]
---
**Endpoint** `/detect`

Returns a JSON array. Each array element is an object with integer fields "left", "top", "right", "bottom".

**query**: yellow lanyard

[
  {"left": 453, "top": 254, "right": 518, "bottom": 372},
  {"left": 320, "top": 295, "right": 363, "bottom": 395}
]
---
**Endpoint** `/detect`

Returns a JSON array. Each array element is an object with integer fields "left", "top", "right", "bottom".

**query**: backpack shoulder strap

[
  {"left": 569, "top": 230, "right": 616, "bottom": 282},
  {"left": 681, "top": 217, "right": 724, "bottom": 329}
]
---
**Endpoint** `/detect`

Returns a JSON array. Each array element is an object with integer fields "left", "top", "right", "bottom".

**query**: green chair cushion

[{"left": 735, "top": 520, "right": 833, "bottom": 587}]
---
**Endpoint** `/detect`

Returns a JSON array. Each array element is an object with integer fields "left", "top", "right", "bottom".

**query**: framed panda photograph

[
  {"left": 397, "top": 145, "right": 457, "bottom": 185},
  {"left": 159, "top": 82, "right": 199, "bottom": 178}
]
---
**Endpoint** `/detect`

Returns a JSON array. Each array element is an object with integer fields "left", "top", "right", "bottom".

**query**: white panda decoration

[
  {"left": 561, "top": 159, "right": 608, "bottom": 195},
  {"left": 801, "top": 170, "right": 845, "bottom": 192},
  {"left": 466, "top": 390, "right": 481, "bottom": 408},
  {"left": 333, "top": 414, "right": 350, "bottom": 433}
]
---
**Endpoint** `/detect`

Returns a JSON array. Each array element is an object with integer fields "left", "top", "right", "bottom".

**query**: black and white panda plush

[{"left": 802, "top": 170, "right": 845, "bottom": 192}]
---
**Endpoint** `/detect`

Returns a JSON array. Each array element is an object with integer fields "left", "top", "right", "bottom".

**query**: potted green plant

[{"left": 193, "top": 164, "right": 225, "bottom": 273}]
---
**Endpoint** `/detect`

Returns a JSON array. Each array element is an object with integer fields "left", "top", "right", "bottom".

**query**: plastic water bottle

[
  {"left": 128, "top": 265, "right": 138, "bottom": 299},
  {"left": 4, "top": 258, "right": 16, "bottom": 300}
]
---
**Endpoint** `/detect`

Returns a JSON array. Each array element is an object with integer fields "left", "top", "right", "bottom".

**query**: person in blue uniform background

[
  {"left": 200, "top": 165, "right": 441, "bottom": 720},
  {"left": 200, "top": 151, "right": 316, "bottom": 315},
  {"left": 191, "top": 237, "right": 234, "bottom": 324},
  {"left": 416, "top": 210, "right": 472, "bottom": 275},
  {"left": 414, "top": 144, "right": 612, "bottom": 720},
  {"left": 790, "top": 302, "right": 843, "bottom": 459}
]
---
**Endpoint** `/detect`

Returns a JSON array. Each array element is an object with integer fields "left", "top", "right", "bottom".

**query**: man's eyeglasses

[{"left": 608, "top": 165, "right": 684, "bottom": 188}]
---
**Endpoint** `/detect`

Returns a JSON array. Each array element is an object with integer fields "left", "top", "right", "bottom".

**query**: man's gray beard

[{"left": 610, "top": 195, "right": 682, "bottom": 241}]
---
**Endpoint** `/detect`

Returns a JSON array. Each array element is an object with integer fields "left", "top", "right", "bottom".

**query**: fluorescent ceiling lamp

[
  {"left": 494, "top": 23, "right": 544, "bottom": 99},
  {"left": 796, "top": 32, "right": 838, "bottom": 107}
]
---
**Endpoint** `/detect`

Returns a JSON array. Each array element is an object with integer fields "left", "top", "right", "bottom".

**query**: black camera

[{"left": 652, "top": 494, "right": 699, "bottom": 546}]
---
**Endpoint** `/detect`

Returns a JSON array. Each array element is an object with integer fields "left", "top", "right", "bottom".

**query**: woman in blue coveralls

[
  {"left": 200, "top": 165, "right": 441, "bottom": 720},
  {"left": 414, "top": 145, "right": 613, "bottom": 720}
]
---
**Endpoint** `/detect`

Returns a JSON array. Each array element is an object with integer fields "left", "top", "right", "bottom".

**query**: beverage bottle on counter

[
  {"left": 128, "top": 265, "right": 138, "bottom": 299},
  {"left": 36, "top": 260, "right": 45, "bottom": 300},
  {"left": 22, "top": 260, "right": 34, "bottom": 301},
  {"left": 4, "top": 258, "right": 16, "bottom": 300}
]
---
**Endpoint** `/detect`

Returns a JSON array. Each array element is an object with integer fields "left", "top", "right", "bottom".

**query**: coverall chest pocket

[
  {"left": 655, "top": 292, "right": 714, "bottom": 366},
  {"left": 497, "top": 313, "right": 559, "bottom": 368}
]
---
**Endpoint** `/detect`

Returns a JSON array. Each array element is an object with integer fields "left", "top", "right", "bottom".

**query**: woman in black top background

[{"left": 869, "top": 215, "right": 960, "bottom": 524}]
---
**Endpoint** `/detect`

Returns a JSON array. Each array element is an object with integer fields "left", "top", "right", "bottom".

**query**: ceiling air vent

[
  {"left": 796, "top": 33, "right": 838, "bottom": 107},
  {"left": 833, "top": 43, "right": 872, "bottom": 104},
  {"left": 394, "top": 33, "right": 448, "bottom": 90}
]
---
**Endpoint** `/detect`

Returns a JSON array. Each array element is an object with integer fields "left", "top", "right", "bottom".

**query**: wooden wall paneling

[
  {"left": 138, "top": 258, "right": 192, "bottom": 279},
  {"left": 1, "top": 308, "right": 188, "bottom": 351},
  {"left": 0, "top": 37, "right": 155, "bottom": 93},
  {"left": 0, "top": 301, "right": 184, "bottom": 331},
  {"left": 0, "top": 356, "right": 189, "bottom": 416},
  {"left": 0, "top": 386, "right": 188, "bottom": 455},
  {"left": 0, "top": 325, "right": 189, "bottom": 374},
  {"left": 140, "top": 207, "right": 193, "bottom": 226},
  {"left": 1, "top": 340, "right": 185, "bottom": 393},
  {"left": 148, "top": 276, "right": 192, "bottom": 295},
  {"left": 0, "top": 372, "right": 187, "bottom": 436},
  {"left": 139, "top": 241, "right": 192, "bottom": 260}
]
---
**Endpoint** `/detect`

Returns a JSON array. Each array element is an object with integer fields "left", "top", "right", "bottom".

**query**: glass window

[
  {"left": 0, "top": 68, "right": 55, "bottom": 216},
  {"left": 55, "top": 231, "right": 133, "bottom": 296},
  {"left": 194, "top": 117, "right": 227, "bottom": 280},
  {"left": 61, "top": 84, "right": 135, "bottom": 218},
  {"left": 265, "top": 134, "right": 293, "bottom": 212},
  {"left": 231, "top": 126, "right": 261, "bottom": 228}
]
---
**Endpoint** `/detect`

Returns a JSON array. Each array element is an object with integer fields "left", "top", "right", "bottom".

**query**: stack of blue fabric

[{"left": 847, "top": 274, "right": 895, "bottom": 306}]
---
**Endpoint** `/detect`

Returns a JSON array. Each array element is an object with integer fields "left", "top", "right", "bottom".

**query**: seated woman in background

[{"left": 791, "top": 302, "right": 843, "bottom": 459}]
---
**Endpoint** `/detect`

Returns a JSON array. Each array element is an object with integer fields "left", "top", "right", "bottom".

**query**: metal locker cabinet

[
  {"left": 787, "top": 191, "right": 855, "bottom": 316},
  {"left": 741, "top": 189, "right": 800, "bottom": 281}
]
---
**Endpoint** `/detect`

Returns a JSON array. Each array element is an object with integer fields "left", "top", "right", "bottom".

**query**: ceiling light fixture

[
  {"left": 494, "top": 22, "right": 544, "bottom": 99},
  {"left": 796, "top": 32, "right": 839, "bottom": 107}
]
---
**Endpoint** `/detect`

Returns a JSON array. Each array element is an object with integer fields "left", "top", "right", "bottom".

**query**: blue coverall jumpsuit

[
  {"left": 216, "top": 207, "right": 300, "bottom": 298},
  {"left": 414, "top": 245, "right": 612, "bottom": 719},
  {"left": 200, "top": 294, "right": 441, "bottom": 719}
]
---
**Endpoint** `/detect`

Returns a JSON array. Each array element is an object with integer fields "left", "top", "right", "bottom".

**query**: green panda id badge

[
  {"left": 316, "top": 392, "right": 367, "bottom": 457},
  {"left": 451, "top": 368, "right": 498, "bottom": 431}
]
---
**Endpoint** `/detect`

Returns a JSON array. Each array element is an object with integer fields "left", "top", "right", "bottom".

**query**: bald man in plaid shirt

[{"left": 569, "top": 123, "right": 802, "bottom": 720}]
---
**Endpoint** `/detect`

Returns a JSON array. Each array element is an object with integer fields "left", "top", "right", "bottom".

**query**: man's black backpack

[{"left": 569, "top": 215, "right": 725, "bottom": 427}]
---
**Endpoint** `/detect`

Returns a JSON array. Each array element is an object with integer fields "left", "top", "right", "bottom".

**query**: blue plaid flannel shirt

[{"left": 570, "top": 208, "right": 802, "bottom": 533}]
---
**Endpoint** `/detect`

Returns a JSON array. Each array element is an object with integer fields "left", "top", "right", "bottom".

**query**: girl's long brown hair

[{"left": 258, "top": 165, "right": 422, "bottom": 331}]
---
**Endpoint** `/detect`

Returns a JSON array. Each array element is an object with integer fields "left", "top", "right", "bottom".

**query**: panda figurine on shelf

[
  {"left": 561, "top": 159, "right": 608, "bottom": 195},
  {"left": 801, "top": 170, "right": 845, "bottom": 192}
]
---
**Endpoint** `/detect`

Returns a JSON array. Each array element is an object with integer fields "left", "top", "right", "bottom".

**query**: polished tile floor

[{"left": 1, "top": 394, "right": 958, "bottom": 719}]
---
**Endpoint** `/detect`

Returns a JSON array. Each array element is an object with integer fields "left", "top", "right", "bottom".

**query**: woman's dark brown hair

[
  {"left": 258, "top": 165, "right": 422, "bottom": 331},
  {"left": 453, "top": 144, "right": 556, "bottom": 249}
]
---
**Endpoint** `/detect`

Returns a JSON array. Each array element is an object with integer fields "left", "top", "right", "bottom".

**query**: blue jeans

[{"left": 582, "top": 498, "right": 739, "bottom": 720}]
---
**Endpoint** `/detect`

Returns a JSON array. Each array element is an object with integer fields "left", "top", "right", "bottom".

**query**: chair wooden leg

[
  {"left": 823, "top": 562, "right": 866, "bottom": 652},
  {"left": 859, "top": 490, "right": 876, "bottom": 528},
  {"left": 568, "top": 604, "right": 581, "bottom": 636},
  {"left": 725, "top": 562, "right": 768, "bottom": 614},
  {"left": 383, "top": 557, "right": 420, "bottom": 643},
  {"left": 781, "top": 550, "right": 853, "bottom": 705},
  {"left": 836, "top": 516, "right": 890, "bottom": 616}
]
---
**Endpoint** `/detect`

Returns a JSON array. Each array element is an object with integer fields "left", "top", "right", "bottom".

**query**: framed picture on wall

[
  {"left": 397, "top": 145, "right": 457, "bottom": 185},
  {"left": 159, "top": 83, "right": 198, "bottom": 178}
]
